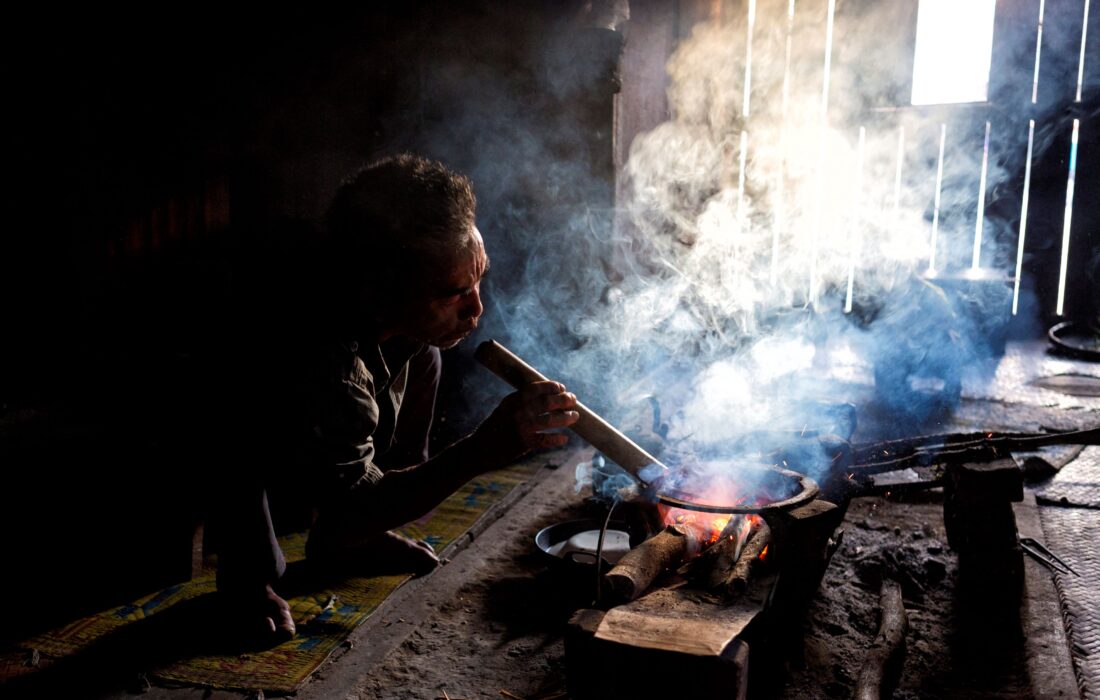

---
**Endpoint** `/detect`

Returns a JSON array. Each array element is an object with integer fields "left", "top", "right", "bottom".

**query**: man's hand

[{"left": 474, "top": 381, "right": 580, "bottom": 465}]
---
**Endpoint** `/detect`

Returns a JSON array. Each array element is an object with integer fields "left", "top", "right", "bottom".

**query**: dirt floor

[
  {"left": 784, "top": 494, "right": 1032, "bottom": 700},
  {"left": 348, "top": 467, "right": 1038, "bottom": 700}
]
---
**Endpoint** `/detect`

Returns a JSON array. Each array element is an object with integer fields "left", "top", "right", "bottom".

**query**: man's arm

[{"left": 331, "top": 380, "right": 578, "bottom": 535}]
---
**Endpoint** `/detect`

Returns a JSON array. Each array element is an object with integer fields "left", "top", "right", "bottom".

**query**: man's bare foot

[
  {"left": 222, "top": 584, "right": 296, "bottom": 645},
  {"left": 259, "top": 584, "right": 296, "bottom": 640}
]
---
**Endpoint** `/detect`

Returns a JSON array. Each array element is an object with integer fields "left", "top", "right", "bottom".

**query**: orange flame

[
  {"left": 759, "top": 544, "right": 769, "bottom": 561},
  {"left": 658, "top": 506, "right": 765, "bottom": 553},
  {"left": 658, "top": 505, "right": 733, "bottom": 545}
]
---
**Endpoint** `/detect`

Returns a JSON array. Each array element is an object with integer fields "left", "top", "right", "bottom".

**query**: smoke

[{"left": 425, "top": 0, "right": 1085, "bottom": 487}]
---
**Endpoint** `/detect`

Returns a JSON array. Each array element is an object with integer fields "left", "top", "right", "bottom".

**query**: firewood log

[
  {"left": 698, "top": 532, "right": 740, "bottom": 590},
  {"left": 604, "top": 525, "right": 695, "bottom": 601},
  {"left": 854, "top": 578, "right": 908, "bottom": 700},
  {"left": 676, "top": 516, "right": 741, "bottom": 581},
  {"left": 716, "top": 519, "right": 770, "bottom": 597}
]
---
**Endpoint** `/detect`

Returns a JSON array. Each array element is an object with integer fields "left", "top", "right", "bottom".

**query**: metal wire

[{"left": 594, "top": 500, "right": 617, "bottom": 604}]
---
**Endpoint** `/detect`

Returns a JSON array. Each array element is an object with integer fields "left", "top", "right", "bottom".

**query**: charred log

[
  {"left": 854, "top": 578, "right": 908, "bottom": 700},
  {"left": 710, "top": 519, "right": 770, "bottom": 598},
  {"left": 604, "top": 524, "right": 696, "bottom": 602}
]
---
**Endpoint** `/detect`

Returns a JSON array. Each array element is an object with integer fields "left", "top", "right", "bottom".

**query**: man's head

[{"left": 327, "top": 154, "right": 488, "bottom": 348}]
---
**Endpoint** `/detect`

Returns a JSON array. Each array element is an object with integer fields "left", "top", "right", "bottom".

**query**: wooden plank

[
  {"left": 595, "top": 606, "right": 738, "bottom": 656},
  {"left": 594, "top": 584, "right": 763, "bottom": 656}
]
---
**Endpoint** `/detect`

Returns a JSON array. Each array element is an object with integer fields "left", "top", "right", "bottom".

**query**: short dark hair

[{"left": 326, "top": 153, "right": 477, "bottom": 288}]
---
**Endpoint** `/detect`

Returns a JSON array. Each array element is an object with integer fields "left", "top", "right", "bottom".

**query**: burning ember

[{"left": 658, "top": 504, "right": 759, "bottom": 548}]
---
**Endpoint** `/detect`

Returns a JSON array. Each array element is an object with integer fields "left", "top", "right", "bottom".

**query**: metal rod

[
  {"left": 1013, "top": 120, "right": 1036, "bottom": 315},
  {"left": 972, "top": 120, "right": 992, "bottom": 269},
  {"left": 851, "top": 426, "right": 1100, "bottom": 471},
  {"left": 594, "top": 500, "right": 617, "bottom": 603},
  {"left": 1056, "top": 119, "right": 1080, "bottom": 316}
]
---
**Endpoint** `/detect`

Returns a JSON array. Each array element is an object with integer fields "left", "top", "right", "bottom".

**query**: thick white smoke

[
  {"left": 605, "top": 1, "right": 1014, "bottom": 450},
  {"left": 464, "top": 0, "right": 1082, "bottom": 486}
]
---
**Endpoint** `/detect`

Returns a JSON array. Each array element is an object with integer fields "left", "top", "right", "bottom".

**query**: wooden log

[
  {"left": 854, "top": 578, "right": 908, "bottom": 700},
  {"left": 604, "top": 525, "right": 695, "bottom": 601},
  {"left": 719, "top": 519, "right": 770, "bottom": 597},
  {"left": 689, "top": 521, "right": 749, "bottom": 590},
  {"left": 676, "top": 515, "right": 741, "bottom": 580},
  {"left": 475, "top": 340, "right": 669, "bottom": 485}
]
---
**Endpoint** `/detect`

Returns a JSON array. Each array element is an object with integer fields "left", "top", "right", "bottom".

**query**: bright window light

[{"left": 911, "top": 0, "right": 997, "bottom": 105}]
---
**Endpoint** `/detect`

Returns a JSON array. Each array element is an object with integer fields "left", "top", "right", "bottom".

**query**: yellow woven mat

[{"left": 0, "top": 462, "right": 537, "bottom": 693}]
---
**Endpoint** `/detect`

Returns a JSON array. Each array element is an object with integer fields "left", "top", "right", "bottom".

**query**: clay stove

[{"left": 564, "top": 451, "right": 846, "bottom": 700}]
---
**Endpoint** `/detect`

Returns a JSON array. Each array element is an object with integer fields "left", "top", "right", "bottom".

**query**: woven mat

[
  {"left": 1040, "top": 505, "right": 1100, "bottom": 700},
  {"left": 1038, "top": 446, "right": 1100, "bottom": 509},
  {"left": 0, "top": 461, "right": 538, "bottom": 693}
]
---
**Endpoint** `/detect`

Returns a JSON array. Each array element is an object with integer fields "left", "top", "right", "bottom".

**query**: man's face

[{"left": 390, "top": 225, "right": 488, "bottom": 349}]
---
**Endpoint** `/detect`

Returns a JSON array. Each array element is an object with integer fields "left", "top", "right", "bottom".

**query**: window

[{"left": 911, "top": 0, "right": 998, "bottom": 105}]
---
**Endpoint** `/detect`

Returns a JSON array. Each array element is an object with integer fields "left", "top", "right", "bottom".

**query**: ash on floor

[{"left": 784, "top": 494, "right": 1031, "bottom": 700}]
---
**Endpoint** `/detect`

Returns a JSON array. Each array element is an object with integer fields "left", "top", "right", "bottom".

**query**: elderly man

[{"left": 216, "top": 154, "right": 579, "bottom": 642}]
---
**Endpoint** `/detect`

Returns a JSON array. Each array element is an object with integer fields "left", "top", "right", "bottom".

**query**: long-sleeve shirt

[{"left": 307, "top": 338, "right": 440, "bottom": 498}]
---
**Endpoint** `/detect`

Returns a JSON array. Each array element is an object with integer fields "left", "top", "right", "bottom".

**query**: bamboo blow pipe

[{"left": 474, "top": 339, "right": 670, "bottom": 486}]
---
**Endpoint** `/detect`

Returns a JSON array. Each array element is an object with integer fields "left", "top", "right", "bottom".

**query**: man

[{"left": 216, "top": 154, "right": 579, "bottom": 642}]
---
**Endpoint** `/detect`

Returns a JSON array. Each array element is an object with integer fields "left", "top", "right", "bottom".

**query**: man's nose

[{"left": 461, "top": 286, "right": 483, "bottom": 321}]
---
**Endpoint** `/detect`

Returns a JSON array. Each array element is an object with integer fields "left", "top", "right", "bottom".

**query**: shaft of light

[
  {"left": 929, "top": 124, "right": 947, "bottom": 275},
  {"left": 845, "top": 126, "right": 866, "bottom": 314},
  {"left": 737, "top": 130, "right": 749, "bottom": 220},
  {"left": 1056, "top": 119, "right": 1080, "bottom": 316},
  {"left": 1077, "top": 0, "right": 1091, "bottom": 102},
  {"left": 972, "top": 121, "right": 992, "bottom": 269},
  {"left": 821, "top": 0, "right": 837, "bottom": 119},
  {"left": 810, "top": 138, "right": 824, "bottom": 305},
  {"left": 1032, "top": 0, "right": 1046, "bottom": 104},
  {"left": 743, "top": 0, "right": 756, "bottom": 118},
  {"left": 775, "top": 0, "right": 794, "bottom": 285},
  {"left": 781, "top": 0, "right": 795, "bottom": 119},
  {"left": 811, "top": 0, "right": 837, "bottom": 306},
  {"left": 894, "top": 125, "right": 905, "bottom": 215},
  {"left": 1013, "top": 120, "right": 1035, "bottom": 316},
  {"left": 771, "top": 181, "right": 782, "bottom": 283}
]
